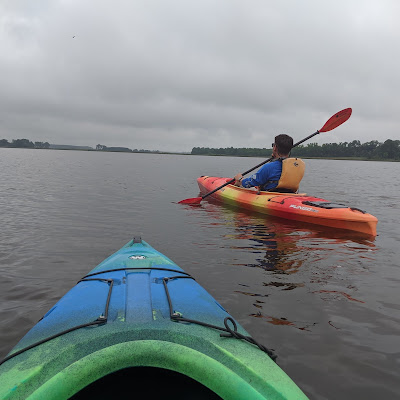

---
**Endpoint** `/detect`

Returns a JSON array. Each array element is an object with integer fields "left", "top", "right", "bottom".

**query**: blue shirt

[{"left": 241, "top": 160, "right": 282, "bottom": 191}]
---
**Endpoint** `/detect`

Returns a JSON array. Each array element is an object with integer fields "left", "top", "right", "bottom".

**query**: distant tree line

[
  {"left": 191, "top": 139, "right": 400, "bottom": 160},
  {"left": 0, "top": 139, "right": 50, "bottom": 149},
  {"left": 0, "top": 139, "right": 159, "bottom": 153},
  {"left": 191, "top": 147, "right": 272, "bottom": 157},
  {"left": 96, "top": 144, "right": 160, "bottom": 153},
  {"left": 96, "top": 144, "right": 133, "bottom": 152}
]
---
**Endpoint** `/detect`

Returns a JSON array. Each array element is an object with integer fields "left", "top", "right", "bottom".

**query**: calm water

[{"left": 0, "top": 148, "right": 399, "bottom": 399}]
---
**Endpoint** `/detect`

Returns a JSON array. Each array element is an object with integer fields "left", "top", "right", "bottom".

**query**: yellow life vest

[{"left": 275, "top": 158, "right": 305, "bottom": 192}]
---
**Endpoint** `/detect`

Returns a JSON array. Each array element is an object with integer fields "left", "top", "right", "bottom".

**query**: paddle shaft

[{"left": 200, "top": 130, "right": 321, "bottom": 201}]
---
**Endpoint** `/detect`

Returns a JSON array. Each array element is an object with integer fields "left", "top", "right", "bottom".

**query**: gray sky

[{"left": 1, "top": 0, "right": 399, "bottom": 152}]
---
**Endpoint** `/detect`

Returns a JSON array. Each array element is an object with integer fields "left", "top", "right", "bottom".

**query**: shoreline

[{"left": 0, "top": 147, "right": 398, "bottom": 161}]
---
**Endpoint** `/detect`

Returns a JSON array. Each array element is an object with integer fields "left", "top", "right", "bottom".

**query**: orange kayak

[{"left": 197, "top": 176, "right": 378, "bottom": 236}]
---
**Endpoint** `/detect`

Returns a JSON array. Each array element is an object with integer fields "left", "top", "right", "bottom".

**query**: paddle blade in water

[
  {"left": 319, "top": 108, "right": 352, "bottom": 132},
  {"left": 178, "top": 197, "right": 203, "bottom": 205}
]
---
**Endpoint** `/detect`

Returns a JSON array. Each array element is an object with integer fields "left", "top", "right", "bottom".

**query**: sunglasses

[{"left": 272, "top": 143, "right": 276, "bottom": 148}]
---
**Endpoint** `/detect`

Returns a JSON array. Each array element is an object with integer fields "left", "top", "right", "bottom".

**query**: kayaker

[{"left": 233, "top": 134, "right": 305, "bottom": 193}]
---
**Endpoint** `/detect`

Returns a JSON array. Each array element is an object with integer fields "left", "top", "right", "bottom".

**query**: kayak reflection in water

[{"left": 233, "top": 134, "right": 305, "bottom": 194}]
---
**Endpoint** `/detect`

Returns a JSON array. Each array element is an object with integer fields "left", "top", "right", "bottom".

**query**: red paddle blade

[
  {"left": 320, "top": 108, "right": 352, "bottom": 132},
  {"left": 178, "top": 197, "right": 203, "bottom": 205}
]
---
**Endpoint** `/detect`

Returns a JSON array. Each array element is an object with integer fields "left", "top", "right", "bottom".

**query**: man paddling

[
  {"left": 233, "top": 134, "right": 305, "bottom": 193},
  {"left": 178, "top": 108, "right": 351, "bottom": 204}
]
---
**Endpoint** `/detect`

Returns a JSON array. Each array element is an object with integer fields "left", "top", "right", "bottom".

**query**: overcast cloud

[{"left": 1, "top": 0, "right": 399, "bottom": 151}]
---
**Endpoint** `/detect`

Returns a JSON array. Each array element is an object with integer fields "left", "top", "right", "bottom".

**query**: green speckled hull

[{"left": 0, "top": 239, "right": 307, "bottom": 399}]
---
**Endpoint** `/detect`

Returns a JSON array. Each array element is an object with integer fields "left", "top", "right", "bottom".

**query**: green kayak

[{"left": 0, "top": 238, "right": 307, "bottom": 399}]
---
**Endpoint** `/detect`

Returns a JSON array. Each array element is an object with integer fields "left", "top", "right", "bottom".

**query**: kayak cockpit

[{"left": 70, "top": 367, "right": 222, "bottom": 400}]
